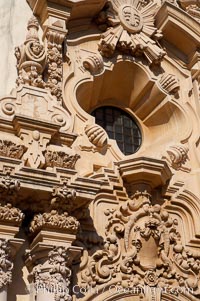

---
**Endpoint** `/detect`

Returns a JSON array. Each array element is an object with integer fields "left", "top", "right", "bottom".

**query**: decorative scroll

[
  {"left": 78, "top": 191, "right": 200, "bottom": 299},
  {"left": 15, "top": 16, "right": 46, "bottom": 87}
]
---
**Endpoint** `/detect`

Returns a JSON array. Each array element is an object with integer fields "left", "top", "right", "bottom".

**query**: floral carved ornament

[{"left": 78, "top": 191, "right": 200, "bottom": 299}]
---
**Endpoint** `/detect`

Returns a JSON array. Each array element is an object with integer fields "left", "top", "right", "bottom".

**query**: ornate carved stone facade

[{"left": 0, "top": 0, "right": 200, "bottom": 301}]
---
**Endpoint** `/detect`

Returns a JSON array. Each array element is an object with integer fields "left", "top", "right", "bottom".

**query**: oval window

[{"left": 91, "top": 106, "right": 141, "bottom": 155}]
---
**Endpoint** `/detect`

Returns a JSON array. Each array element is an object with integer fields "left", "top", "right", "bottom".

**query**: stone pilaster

[
  {"left": 25, "top": 181, "right": 82, "bottom": 301},
  {"left": 0, "top": 172, "right": 24, "bottom": 301}
]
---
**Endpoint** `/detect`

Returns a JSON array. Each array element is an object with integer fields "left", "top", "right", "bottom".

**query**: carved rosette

[
  {"left": 0, "top": 239, "right": 13, "bottom": 289},
  {"left": 44, "top": 150, "right": 80, "bottom": 169},
  {"left": 15, "top": 16, "right": 46, "bottom": 87},
  {"left": 30, "top": 247, "right": 72, "bottom": 301},
  {"left": 77, "top": 191, "right": 200, "bottom": 298},
  {"left": 95, "top": 0, "right": 165, "bottom": 64}
]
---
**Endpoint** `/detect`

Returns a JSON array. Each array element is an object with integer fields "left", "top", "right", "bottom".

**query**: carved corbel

[
  {"left": 116, "top": 157, "right": 172, "bottom": 197},
  {"left": 15, "top": 16, "right": 46, "bottom": 88}
]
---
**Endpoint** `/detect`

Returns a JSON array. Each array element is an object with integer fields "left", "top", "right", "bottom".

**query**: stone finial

[
  {"left": 15, "top": 16, "right": 46, "bottom": 88},
  {"left": 25, "top": 16, "right": 40, "bottom": 42}
]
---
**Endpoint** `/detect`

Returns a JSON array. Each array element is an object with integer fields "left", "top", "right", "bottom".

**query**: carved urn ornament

[{"left": 96, "top": 0, "right": 165, "bottom": 64}]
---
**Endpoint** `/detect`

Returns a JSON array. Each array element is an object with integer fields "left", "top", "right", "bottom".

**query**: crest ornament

[
  {"left": 119, "top": 5, "right": 143, "bottom": 33},
  {"left": 96, "top": 0, "right": 165, "bottom": 64}
]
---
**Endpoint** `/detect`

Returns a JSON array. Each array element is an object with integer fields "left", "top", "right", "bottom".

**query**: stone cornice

[
  {"left": 27, "top": 0, "right": 106, "bottom": 25},
  {"left": 116, "top": 157, "right": 172, "bottom": 190},
  {"left": 156, "top": 2, "right": 200, "bottom": 56}
]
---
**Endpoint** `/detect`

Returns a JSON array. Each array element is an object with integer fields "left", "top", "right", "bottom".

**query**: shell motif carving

[{"left": 85, "top": 124, "right": 108, "bottom": 148}]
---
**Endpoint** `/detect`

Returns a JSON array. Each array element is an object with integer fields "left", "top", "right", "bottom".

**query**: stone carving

[
  {"left": 85, "top": 124, "right": 108, "bottom": 148},
  {"left": 30, "top": 210, "right": 79, "bottom": 234},
  {"left": 46, "top": 30, "right": 66, "bottom": 103},
  {"left": 178, "top": 0, "right": 200, "bottom": 21},
  {"left": 78, "top": 191, "right": 200, "bottom": 298},
  {"left": 0, "top": 172, "right": 20, "bottom": 203},
  {"left": 22, "top": 130, "right": 49, "bottom": 169},
  {"left": 30, "top": 246, "right": 72, "bottom": 301},
  {"left": 159, "top": 73, "right": 180, "bottom": 94},
  {"left": 0, "top": 239, "right": 13, "bottom": 289},
  {"left": 44, "top": 150, "right": 80, "bottom": 169},
  {"left": 95, "top": 0, "right": 165, "bottom": 64},
  {"left": 83, "top": 53, "right": 104, "bottom": 74},
  {"left": 186, "top": 4, "right": 200, "bottom": 21},
  {"left": 51, "top": 181, "right": 76, "bottom": 213},
  {"left": 163, "top": 144, "right": 190, "bottom": 172},
  {"left": 30, "top": 181, "right": 79, "bottom": 233},
  {"left": 0, "top": 139, "right": 26, "bottom": 160},
  {"left": 15, "top": 16, "right": 46, "bottom": 87},
  {"left": 0, "top": 203, "right": 24, "bottom": 225}
]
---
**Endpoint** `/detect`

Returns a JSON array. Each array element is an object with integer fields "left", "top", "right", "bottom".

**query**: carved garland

[{"left": 0, "top": 239, "right": 13, "bottom": 289}]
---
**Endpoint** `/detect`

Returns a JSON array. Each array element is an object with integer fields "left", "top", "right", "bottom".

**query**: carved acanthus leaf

[
  {"left": 0, "top": 203, "right": 24, "bottom": 225},
  {"left": 95, "top": 0, "right": 166, "bottom": 64},
  {"left": 44, "top": 150, "right": 80, "bottom": 169},
  {"left": 30, "top": 210, "right": 79, "bottom": 234},
  {"left": 15, "top": 16, "right": 46, "bottom": 88},
  {"left": 0, "top": 140, "right": 26, "bottom": 160},
  {"left": 0, "top": 239, "right": 13, "bottom": 289}
]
